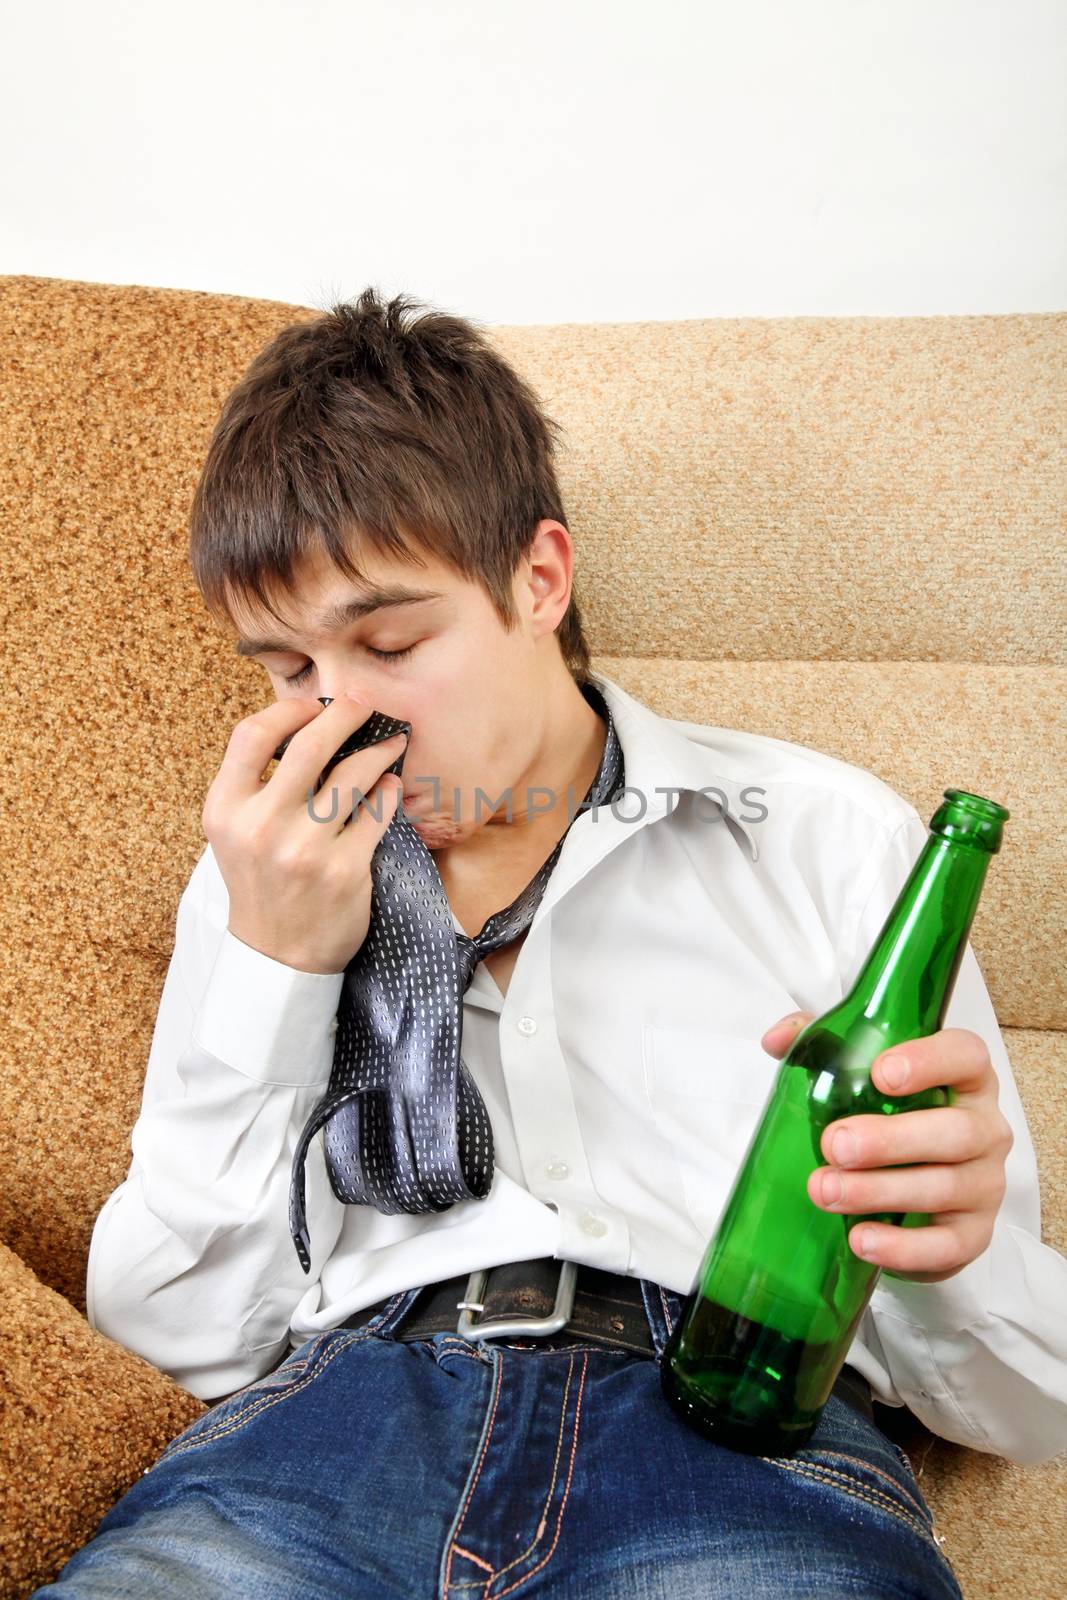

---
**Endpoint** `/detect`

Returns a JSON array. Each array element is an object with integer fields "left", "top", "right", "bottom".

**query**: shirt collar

[{"left": 589, "top": 671, "right": 761, "bottom": 863}]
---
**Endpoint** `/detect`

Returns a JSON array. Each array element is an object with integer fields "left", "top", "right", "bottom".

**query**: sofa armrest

[{"left": 0, "top": 1240, "right": 206, "bottom": 1599}]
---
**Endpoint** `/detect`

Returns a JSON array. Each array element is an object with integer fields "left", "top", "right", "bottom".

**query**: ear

[{"left": 525, "top": 521, "right": 573, "bottom": 635}]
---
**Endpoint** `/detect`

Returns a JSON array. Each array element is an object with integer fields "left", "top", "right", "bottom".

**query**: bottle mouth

[
  {"left": 931, "top": 789, "right": 1010, "bottom": 853},
  {"left": 943, "top": 788, "right": 1010, "bottom": 822}
]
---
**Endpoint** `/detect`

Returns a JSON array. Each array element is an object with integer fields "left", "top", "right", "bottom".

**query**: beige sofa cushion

[{"left": 0, "top": 276, "right": 1062, "bottom": 1598}]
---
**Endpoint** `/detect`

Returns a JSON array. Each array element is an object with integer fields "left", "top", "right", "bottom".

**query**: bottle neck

[{"left": 852, "top": 836, "right": 991, "bottom": 1034}]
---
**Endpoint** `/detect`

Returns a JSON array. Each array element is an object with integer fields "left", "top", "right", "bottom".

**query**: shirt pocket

[{"left": 642, "top": 1024, "right": 783, "bottom": 1241}]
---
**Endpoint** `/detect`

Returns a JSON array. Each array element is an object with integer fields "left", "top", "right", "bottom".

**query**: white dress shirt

[{"left": 86, "top": 672, "right": 1067, "bottom": 1465}]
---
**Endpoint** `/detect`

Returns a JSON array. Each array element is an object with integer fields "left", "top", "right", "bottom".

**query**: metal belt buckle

[{"left": 456, "top": 1259, "right": 578, "bottom": 1343}]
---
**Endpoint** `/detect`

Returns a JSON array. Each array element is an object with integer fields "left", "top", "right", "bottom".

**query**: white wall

[{"left": 2, "top": 0, "right": 1064, "bottom": 320}]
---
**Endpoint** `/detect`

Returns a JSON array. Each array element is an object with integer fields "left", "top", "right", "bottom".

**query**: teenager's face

[{"left": 228, "top": 532, "right": 568, "bottom": 849}]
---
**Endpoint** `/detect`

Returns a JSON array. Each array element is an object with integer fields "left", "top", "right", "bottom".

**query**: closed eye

[{"left": 282, "top": 642, "right": 419, "bottom": 687}]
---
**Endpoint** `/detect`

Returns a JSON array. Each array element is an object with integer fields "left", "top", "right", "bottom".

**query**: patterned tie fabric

[{"left": 285, "top": 679, "right": 625, "bottom": 1273}]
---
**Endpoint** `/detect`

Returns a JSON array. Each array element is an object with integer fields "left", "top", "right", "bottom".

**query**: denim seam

[
  {"left": 758, "top": 1455, "right": 948, "bottom": 1555},
  {"left": 441, "top": 1350, "right": 507, "bottom": 1597},
  {"left": 442, "top": 1351, "right": 590, "bottom": 1600},
  {"left": 424, "top": 1337, "right": 640, "bottom": 1360},
  {"left": 488, "top": 1339, "right": 647, "bottom": 1357},
  {"left": 241, "top": 1353, "right": 314, "bottom": 1391},
  {"left": 889, "top": 1440, "right": 921, "bottom": 1477},
  {"left": 789, "top": 1447, "right": 932, "bottom": 1524},
  {"left": 490, "top": 1352, "right": 588, "bottom": 1600},
  {"left": 158, "top": 1330, "right": 378, "bottom": 1460},
  {"left": 450, "top": 1544, "right": 494, "bottom": 1574},
  {"left": 363, "top": 1288, "right": 419, "bottom": 1335},
  {"left": 431, "top": 1337, "right": 493, "bottom": 1364},
  {"left": 498, "top": 1344, "right": 632, "bottom": 1355},
  {"left": 475, "top": 1353, "right": 577, "bottom": 1589}
]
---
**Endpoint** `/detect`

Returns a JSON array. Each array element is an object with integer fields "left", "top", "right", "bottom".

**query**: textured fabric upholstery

[{"left": 0, "top": 276, "right": 1062, "bottom": 1597}]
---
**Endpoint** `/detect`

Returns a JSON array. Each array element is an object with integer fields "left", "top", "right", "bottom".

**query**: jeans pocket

[{"left": 158, "top": 1330, "right": 345, "bottom": 1461}]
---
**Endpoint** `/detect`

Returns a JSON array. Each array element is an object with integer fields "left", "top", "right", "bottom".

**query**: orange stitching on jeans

[
  {"left": 492, "top": 1340, "right": 639, "bottom": 1357},
  {"left": 245, "top": 1355, "right": 312, "bottom": 1390},
  {"left": 487, "top": 1353, "right": 576, "bottom": 1584},
  {"left": 159, "top": 1331, "right": 377, "bottom": 1460},
  {"left": 758, "top": 1455, "right": 944, "bottom": 1552},
  {"left": 432, "top": 1338, "right": 491, "bottom": 1363},
  {"left": 492, "top": 1352, "right": 588, "bottom": 1599},
  {"left": 412, "top": 1338, "right": 635, "bottom": 1359},
  {"left": 796, "top": 1447, "right": 931, "bottom": 1523},
  {"left": 451, "top": 1544, "right": 495, "bottom": 1575},
  {"left": 366, "top": 1290, "right": 411, "bottom": 1331},
  {"left": 443, "top": 1351, "right": 506, "bottom": 1597}
]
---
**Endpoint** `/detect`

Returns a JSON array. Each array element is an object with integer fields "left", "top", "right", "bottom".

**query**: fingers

[
  {"left": 206, "top": 695, "right": 396, "bottom": 831},
  {"left": 819, "top": 1104, "right": 1009, "bottom": 1169},
  {"left": 844, "top": 1215, "right": 992, "bottom": 1280},
  {"left": 304, "top": 729, "right": 409, "bottom": 827},
  {"left": 871, "top": 1028, "right": 997, "bottom": 1100},
  {"left": 807, "top": 1152, "right": 1006, "bottom": 1219},
  {"left": 263, "top": 695, "right": 385, "bottom": 808},
  {"left": 760, "top": 1012, "right": 814, "bottom": 1056},
  {"left": 334, "top": 765, "right": 407, "bottom": 865},
  {"left": 204, "top": 697, "right": 332, "bottom": 824},
  {"left": 271, "top": 698, "right": 413, "bottom": 833}
]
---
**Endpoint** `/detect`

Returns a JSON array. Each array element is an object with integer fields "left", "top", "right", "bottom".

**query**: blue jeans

[{"left": 35, "top": 1280, "right": 963, "bottom": 1599}]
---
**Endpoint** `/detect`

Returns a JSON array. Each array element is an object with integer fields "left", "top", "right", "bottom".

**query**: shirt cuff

[{"left": 193, "top": 929, "right": 345, "bottom": 1087}]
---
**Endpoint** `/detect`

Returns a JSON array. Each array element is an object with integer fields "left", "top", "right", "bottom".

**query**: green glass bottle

[{"left": 660, "top": 788, "right": 1009, "bottom": 1456}]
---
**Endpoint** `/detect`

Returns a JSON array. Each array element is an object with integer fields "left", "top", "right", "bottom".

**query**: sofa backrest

[{"left": 1, "top": 276, "right": 1062, "bottom": 1299}]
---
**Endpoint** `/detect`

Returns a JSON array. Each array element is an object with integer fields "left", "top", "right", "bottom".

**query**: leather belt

[
  {"left": 346, "top": 1257, "right": 657, "bottom": 1357},
  {"left": 341, "top": 1255, "right": 874, "bottom": 1424}
]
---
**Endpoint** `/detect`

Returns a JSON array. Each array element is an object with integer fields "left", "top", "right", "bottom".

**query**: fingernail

[
  {"left": 881, "top": 1054, "right": 910, "bottom": 1089},
  {"left": 820, "top": 1170, "right": 844, "bottom": 1204},
  {"left": 833, "top": 1130, "right": 858, "bottom": 1165}
]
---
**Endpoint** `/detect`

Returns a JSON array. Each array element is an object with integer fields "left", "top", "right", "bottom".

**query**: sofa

[{"left": 0, "top": 275, "right": 1063, "bottom": 1598}]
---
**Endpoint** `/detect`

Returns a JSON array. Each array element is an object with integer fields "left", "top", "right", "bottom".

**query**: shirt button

[
  {"left": 517, "top": 1015, "right": 537, "bottom": 1036},
  {"left": 544, "top": 1158, "right": 570, "bottom": 1180},
  {"left": 580, "top": 1211, "right": 607, "bottom": 1237}
]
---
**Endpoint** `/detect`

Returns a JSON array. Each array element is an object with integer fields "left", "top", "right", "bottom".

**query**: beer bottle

[{"left": 660, "top": 788, "right": 1009, "bottom": 1456}]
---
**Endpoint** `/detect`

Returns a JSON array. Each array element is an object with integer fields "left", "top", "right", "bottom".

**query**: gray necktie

[{"left": 286, "top": 681, "right": 624, "bottom": 1273}]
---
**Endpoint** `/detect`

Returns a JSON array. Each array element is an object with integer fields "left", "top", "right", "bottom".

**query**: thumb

[{"left": 760, "top": 1011, "right": 814, "bottom": 1057}]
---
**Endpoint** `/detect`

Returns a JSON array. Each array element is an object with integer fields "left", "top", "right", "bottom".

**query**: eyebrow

[{"left": 234, "top": 585, "right": 446, "bottom": 656}]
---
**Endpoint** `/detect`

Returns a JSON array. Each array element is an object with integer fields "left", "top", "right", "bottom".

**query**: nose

[
  {"left": 297, "top": 692, "right": 413, "bottom": 748},
  {"left": 322, "top": 694, "right": 414, "bottom": 752},
  {"left": 271, "top": 694, "right": 402, "bottom": 764}
]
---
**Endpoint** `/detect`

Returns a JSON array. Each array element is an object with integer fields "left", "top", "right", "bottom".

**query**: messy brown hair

[{"left": 187, "top": 287, "right": 592, "bottom": 684}]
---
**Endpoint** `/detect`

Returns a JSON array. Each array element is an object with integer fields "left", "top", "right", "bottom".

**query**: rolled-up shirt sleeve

[
  {"left": 839, "top": 804, "right": 1067, "bottom": 1466},
  {"left": 86, "top": 843, "right": 346, "bottom": 1403}
]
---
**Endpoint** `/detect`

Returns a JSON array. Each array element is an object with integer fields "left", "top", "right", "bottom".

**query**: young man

[{"left": 42, "top": 291, "right": 1065, "bottom": 1598}]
